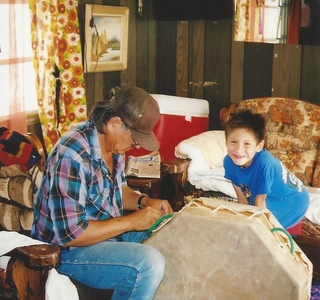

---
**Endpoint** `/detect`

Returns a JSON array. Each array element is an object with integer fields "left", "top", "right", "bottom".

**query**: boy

[{"left": 223, "top": 109, "right": 309, "bottom": 229}]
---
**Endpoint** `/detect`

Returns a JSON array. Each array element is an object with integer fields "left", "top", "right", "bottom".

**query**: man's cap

[{"left": 110, "top": 87, "right": 160, "bottom": 151}]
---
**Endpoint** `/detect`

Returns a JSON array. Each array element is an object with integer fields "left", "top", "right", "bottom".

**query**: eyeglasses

[{"left": 129, "top": 129, "right": 139, "bottom": 147}]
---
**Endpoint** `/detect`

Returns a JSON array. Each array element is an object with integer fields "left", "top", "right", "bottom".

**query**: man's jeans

[{"left": 57, "top": 231, "right": 165, "bottom": 300}]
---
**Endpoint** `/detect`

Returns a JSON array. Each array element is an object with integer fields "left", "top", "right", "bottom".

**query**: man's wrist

[{"left": 137, "top": 194, "right": 149, "bottom": 209}]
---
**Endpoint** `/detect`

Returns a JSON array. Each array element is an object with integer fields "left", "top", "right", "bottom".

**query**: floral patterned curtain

[
  {"left": 234, "top": 0, "right": 262, "bottom": 42},
  {"left": 234, "top": 0, "right": 251, "bottom": 41},
  {"left": 29, "top": 0, "right": 87, "bottom": 154}
]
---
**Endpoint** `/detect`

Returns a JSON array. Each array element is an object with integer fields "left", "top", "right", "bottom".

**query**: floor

[{"left": 73, "top": 277, "right": 320, "bottom": 299}]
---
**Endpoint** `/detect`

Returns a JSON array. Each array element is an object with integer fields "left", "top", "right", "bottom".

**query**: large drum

[{"left": 144, "top": 198, "right": 312, "bottom": 300}]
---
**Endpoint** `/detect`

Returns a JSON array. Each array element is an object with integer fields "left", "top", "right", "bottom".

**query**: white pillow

[
  {"left": 175, "top": 130, "right": 229, "bottom": 187},
  {"left": 175, "top": 130, "right": 227, "bottom": 168}
]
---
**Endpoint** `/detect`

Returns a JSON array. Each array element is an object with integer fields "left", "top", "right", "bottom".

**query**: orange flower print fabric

[{"left": 29, "top": 0, "right": 87, "bottom": 154}]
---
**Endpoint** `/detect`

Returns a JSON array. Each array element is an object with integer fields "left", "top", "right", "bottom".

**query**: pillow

[
  {"left": 0, "top": 202, "right": 33, "bottom": 231},
  {"left": 0, "top": 176, "right": 34, "bottom": 208},
  {"left": 175, "top": 130, "right": 227, "bottom": 191},
  {"left": 175, "top": 130, "right": 227, "bottom": 169},
  {"left": 0, "top": 164, "right": 43, "bottom": 232},
  {"left": 0, "top": 127, "right": 42, "bottom": 171}
]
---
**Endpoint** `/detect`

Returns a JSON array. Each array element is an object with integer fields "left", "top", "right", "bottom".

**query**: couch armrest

[
  {"left": 2, "top": 244, "right": 61, "bottom": 300},
  {"left": 8, "top": 244, "right": 60, "bottom": 269}
]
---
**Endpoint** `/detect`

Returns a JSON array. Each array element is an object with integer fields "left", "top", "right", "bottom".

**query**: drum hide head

[{"left": 144, "top": 198, "right": 312, "bottom": 300}]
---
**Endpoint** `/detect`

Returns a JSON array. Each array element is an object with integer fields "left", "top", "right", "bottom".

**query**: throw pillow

[
  {"left": 0, "top": 202, "right": 33, "bottom": 231},
  {"left": 0, "top": 127, "right": 42, "bottom": 171}
]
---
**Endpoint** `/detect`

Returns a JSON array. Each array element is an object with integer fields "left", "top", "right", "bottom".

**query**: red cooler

[{"left": 127, "top": 94, "right": 209, "bottom": 162}]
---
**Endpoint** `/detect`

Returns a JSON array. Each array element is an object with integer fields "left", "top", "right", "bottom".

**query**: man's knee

[{"left": 142, "top": 245, "right": 165, "bottom": 280}]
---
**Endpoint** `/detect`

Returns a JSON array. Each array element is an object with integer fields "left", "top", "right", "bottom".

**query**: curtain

[
  {"left": 234, "top": 0, "right": 251, "bottom": 41},
  {"left": 287, "top": 0, "right": 301, "bottom": 44},
  {"left": 234, "top": 0, "right": 289, "bottom": 43},
  {"left": 29, "top": 0, "right": 87, "bottom": 154},
  {"left": 234, "top": 0, "right": 261, "bottom": 42},
  {"left": 0, "top": 0, "right": 30, "bottom": 133}
]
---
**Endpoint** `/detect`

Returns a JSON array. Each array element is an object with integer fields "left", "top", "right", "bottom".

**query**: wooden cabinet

[
  {"left": 126, "top": 177, "right": 162, "bottom": 199},
  {"left": 126, "top": 158, "right": 191, "bottom": 212}
]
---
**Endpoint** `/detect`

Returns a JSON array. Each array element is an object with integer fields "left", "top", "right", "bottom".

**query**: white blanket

[
  {"left": 305, "top": 187, "right": 320, "bottom": 226},
  {"left": 175, "top": 130, "right": 236, "bottom": 198},
  {"left": 175, "top": 130, "right": 320, "bottom": 226},
  {"left": 0, "top": 231, "right": 79, "bottom": 300}
]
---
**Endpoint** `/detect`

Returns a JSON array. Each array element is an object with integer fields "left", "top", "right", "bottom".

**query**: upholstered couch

[{"left": 176, "top": 97, "right": 320, "bottom": 280}]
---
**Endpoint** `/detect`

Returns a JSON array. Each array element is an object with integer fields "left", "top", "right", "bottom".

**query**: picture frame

[{"left": 84, "top": 5, "right": 129, "bottom": 73}]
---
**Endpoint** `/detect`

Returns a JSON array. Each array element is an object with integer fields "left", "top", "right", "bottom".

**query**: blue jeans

[{"left": 57, "top": 231, "right": 165, "bottom": 300}]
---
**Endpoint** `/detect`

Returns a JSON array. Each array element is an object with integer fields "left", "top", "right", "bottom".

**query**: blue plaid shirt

[{"left": 31, "top": 121, "right": 126, "bottom": 245}]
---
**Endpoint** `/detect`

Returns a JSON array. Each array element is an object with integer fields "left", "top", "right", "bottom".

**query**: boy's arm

[
  {"left": 232, "top": 184, "right": 248, "bottom": 204},
  {"left": 254, "top": 194, "right": 267, "bottom": 208}
]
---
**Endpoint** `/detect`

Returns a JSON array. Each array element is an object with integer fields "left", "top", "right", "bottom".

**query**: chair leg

[
  {"left": 169, "top": 172, "right": 187, "bottom": 211},
  {"left": 161, "top": 159, "right": 191, "bottom": 212},
  {"left": 7, "top": 258, "right": 48, "bottom": 300}
]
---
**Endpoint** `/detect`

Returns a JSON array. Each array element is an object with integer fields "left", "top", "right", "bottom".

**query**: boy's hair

[{"left": 225, "top": 109, "right": 266, "bottom": 142}]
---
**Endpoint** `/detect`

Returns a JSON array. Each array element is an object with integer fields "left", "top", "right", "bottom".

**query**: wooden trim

[
  {"left": 176, "top": 21, "right": 189, "bottom": 97},
  {"left": 189, "top": 20, "right": 205, "bottom": 99},
  {"left": 230, "top": 41, "right": 244, "bottom": 103},
  {"left": 272, "top": 44, "right": 301, "bottom": 98}
]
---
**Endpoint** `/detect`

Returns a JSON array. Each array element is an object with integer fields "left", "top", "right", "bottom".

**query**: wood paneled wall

[
  {"left": 80, "top": 1, "right": 320, "bottom": 130},
  {"left": 155, "top": 18, "right": 320, "bottom": 129},
  {"left": 155, "top": 19, "right": 232, "bottom": 130},
  {"left": 300, "top": 46, "right": 320, "bottom": 104}
]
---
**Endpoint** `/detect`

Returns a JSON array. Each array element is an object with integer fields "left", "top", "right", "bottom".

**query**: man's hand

[
  {"left": 142, "top": 197, "right": 173, "bottom": 215},
  {"left": 124, "top": 198, "right": 173, "bottom": 232},
  {"left": 125, "top": 206, "right": 162, "bottom": 231}
]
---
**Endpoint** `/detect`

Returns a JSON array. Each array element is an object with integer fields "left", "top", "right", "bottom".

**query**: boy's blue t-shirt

[{"left": 223, "top": 149, "right": 309, "bottom": 229}]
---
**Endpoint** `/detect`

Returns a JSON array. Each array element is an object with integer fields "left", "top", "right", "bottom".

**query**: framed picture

[{"left": 84, "top": 5, "right": 129, "bottom": 73}]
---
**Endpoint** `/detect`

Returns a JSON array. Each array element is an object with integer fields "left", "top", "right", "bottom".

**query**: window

[
  {"left": 262, "top": 0, "right": 288, "bottom": 44},
  {"left": 0, "top": 1, "right": 38, "bottom": 119},
  {"left": 234, "top": 0, "right": 289, "bottom": 44}
]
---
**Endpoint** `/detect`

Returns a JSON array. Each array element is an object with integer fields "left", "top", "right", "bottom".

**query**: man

[{"left": 32, "top": 87, "right": 173, "bottom": 299}]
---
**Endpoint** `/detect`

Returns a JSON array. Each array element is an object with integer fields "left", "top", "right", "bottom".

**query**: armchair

[
  {"left": 0, "top": 130, "right": 61, "bottom": 300},
  {"left": 0, "top": 129, "right": 113, "bottom": 299},
  {"left": 1, "top": 242, "right": 60, "bottom": 300}
]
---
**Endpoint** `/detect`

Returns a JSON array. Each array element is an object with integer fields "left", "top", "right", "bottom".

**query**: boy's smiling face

[{"left": 226, "top": 128, "right": 264, "bottom": 168}]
